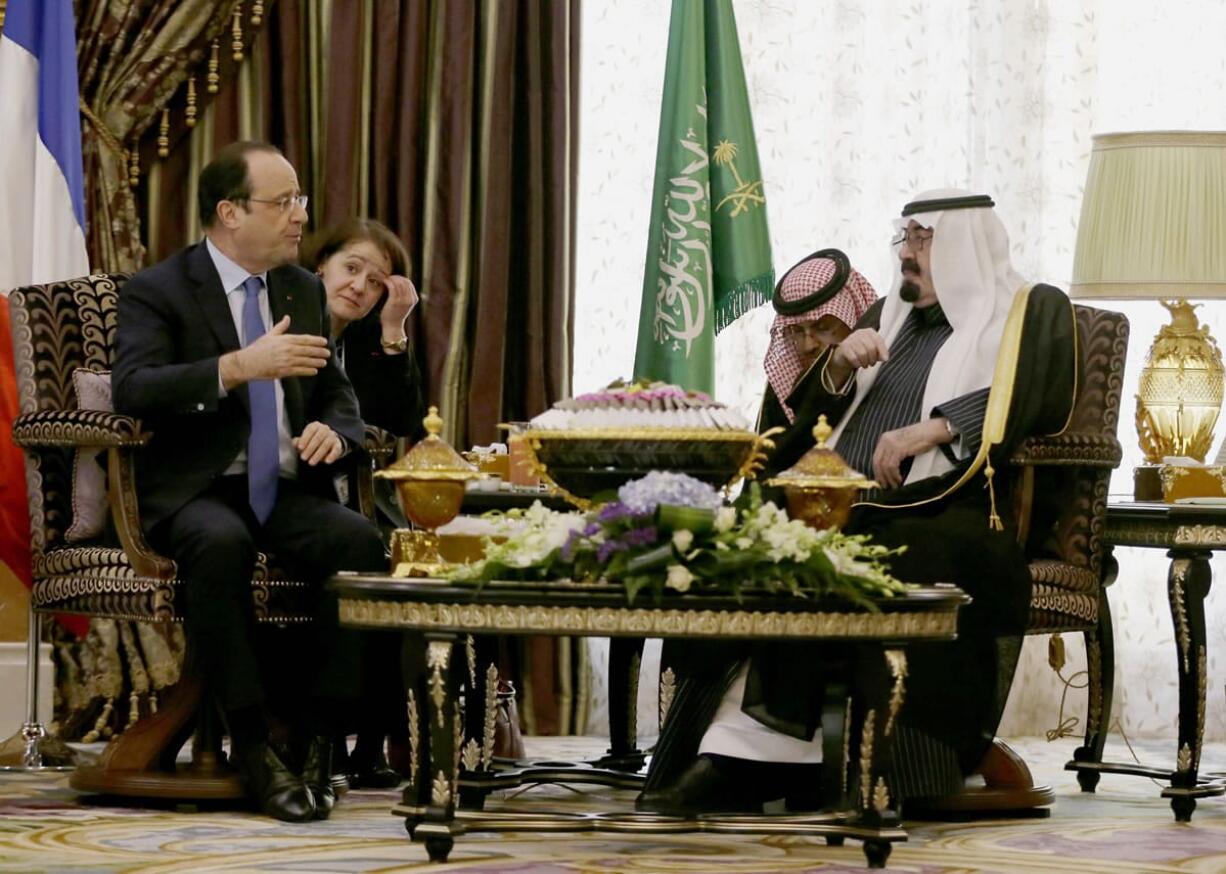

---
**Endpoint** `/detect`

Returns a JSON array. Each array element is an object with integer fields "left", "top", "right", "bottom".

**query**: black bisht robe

[{"left": 648, "top": 284, "right": 1077, "bottom": 799}]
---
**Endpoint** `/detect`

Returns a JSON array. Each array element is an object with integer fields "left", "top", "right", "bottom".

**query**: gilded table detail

[
  {"left": 883, "top": 650, "right": 907, "bottom": 737},
  {"left": 427, "top": 640, "right": 451, "bottom": 727},
  {"left": 338, "top": 599, "right": 958, "bottom": 640},
  {"left": 859, "top": 709, "right": 877, "bottom": 812},
  {"left": 659, "top": 667, "right": 677, "bottom": 729},
  {"left": 1170, "top": 559, "right": 1192, "bottom": 674}
]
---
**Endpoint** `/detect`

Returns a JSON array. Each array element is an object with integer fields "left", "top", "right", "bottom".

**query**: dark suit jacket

[
  {"left": 337, "top": 313, "right": 426, "bottom": 440},
  {"left": 113, "top": 241, "right": 365, "bottom": 532}
]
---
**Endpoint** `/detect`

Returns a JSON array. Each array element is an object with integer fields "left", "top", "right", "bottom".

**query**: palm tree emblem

[{"left": 712, "top": 140, "right": 765, "bottom": 217}]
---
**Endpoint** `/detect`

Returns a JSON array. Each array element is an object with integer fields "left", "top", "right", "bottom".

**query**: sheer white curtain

[{"left": 577, "top": 0, "right": 1226, "bottom": 741}]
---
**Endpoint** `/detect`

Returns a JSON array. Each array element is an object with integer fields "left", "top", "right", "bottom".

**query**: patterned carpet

[{"left": 1, "top": 736, "right": 1225, "bottom": 872}]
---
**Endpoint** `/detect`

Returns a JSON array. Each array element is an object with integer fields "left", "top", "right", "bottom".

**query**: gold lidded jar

[
  {"left": 375, "top": 406, "right": 483, "bottom": 574},
  {"left": 765, "top": 415, "right": 876, "bottom": 531}
]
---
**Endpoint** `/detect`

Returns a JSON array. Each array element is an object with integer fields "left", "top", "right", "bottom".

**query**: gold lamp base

[{"left": 1135, "top": 300, "right": 1224, "bottom": 469}]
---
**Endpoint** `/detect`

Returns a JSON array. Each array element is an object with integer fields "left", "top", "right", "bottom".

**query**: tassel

[
  {"left": 232, "top": 4, "right": 245, "bottom": 61},
  {"left": 82, "top": 697, "right": 114, "bottom": 743},
  {"left": 150, "top": 691, "right": 159, "bottom": 713},
  {"left": 985, "top": 460, "right": 1004, "bottom": 531},
  {"left": 127, "top": 690, "right": 141, "bottom": 729},
  {"left": 185, "top": 76, "right": 198, "bottom": 128},
  {"left": 251, "top": 0, "right": 264, "bottom": 26},
  {"left": 156, "top": 108, "right": 169, "bottom": 158},
  {"left": 207, "top": 40, "right": 220, "bottom": 93}
]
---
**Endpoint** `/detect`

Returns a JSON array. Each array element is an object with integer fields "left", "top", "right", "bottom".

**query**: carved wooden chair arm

[
  {"left": 1008, "top": 432, "right": 1122, "bottom": 469},
  {"left": 105, "top": 444, "right": 177, "bottom": 580},
  {"left": 355, "top": 425, "right": 398, "bottom": 524},
  {"left": 12, "top": 410, "right": 149, "bottom": 448},
  {"left": 363, "top": 424, "right": 397, "bottom": 465}
]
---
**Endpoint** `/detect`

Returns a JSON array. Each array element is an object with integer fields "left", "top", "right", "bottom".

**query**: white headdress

[{"left": 829, "top": 189, "right": 1026, "bottom": 483}]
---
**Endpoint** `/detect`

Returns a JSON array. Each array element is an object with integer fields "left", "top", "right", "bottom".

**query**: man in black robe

[
  {"left": 758, "top": 248, "right": 877, "bottom": 441},
  {"left": 639, "top": 189, "right": 1078, "bottom": 815}
]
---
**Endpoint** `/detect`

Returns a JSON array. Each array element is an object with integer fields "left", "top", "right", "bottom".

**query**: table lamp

[{"left": 1068, "top": 131, "right": 1226, "bottom": 499}]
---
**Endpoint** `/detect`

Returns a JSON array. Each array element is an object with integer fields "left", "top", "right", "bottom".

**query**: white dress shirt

[{"left": 206, "top": 238, "right": 298, "bottom": 479}]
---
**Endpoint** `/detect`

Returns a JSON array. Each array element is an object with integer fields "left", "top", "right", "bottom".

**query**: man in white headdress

[{"left": 640, "top": 190, "right": 1078, "bottom": 816}]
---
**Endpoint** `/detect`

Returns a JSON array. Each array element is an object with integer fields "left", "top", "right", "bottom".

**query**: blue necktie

[{"left": 242, "top": 276, "right": 278, "bottom": 523}]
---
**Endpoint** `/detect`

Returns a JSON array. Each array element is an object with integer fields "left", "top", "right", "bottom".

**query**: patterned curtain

[
  {"left": 52, "top": 0, "right": 273, "bottom": 741},
  {"left": 105, "top": 0, "right": 583, "bottom": 737},
  {"left": 76, "top": 0, "right": 259, "bottom": 272}
]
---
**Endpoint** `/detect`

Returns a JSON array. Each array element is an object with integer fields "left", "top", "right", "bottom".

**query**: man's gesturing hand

[
  {"left": 825, "top": 328, "right": 890, "bottom": 388},
  {"left": 220, "top": 316, "right": 330, "bottom": 388},
  {"left": 293, "top": 421, "right": 344, "bottom": 466},
  {"left": 871, "top": 418, "right": 950, "bottom": 489}
]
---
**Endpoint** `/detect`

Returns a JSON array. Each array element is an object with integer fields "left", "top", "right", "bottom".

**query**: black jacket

[
  {"left": 336, "top": 313, "right": 426, "bottom": 440},
  {"left": 113, "top": 242, "right": 365, "bottom": 531}
]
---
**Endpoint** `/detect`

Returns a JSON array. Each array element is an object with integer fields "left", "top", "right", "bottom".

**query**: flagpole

[{"left": 0, "top": 611, "right": 80, "bottom": 770}]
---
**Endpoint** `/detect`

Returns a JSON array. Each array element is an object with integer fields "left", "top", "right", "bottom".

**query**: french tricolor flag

[
  {"left": 0, "top": 0, "right": 89, "bottom": 612},
  {"left": 0, "top": 0, "right": 89, "bottom": 289}
]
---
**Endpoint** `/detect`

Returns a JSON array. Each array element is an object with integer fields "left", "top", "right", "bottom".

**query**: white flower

[
  {"left": 714, "top": 506, "right": 738, "bottom": 532},
  {"left": 672, "top": 529, "right": 694, "bottom": 552},
  {"left": 735, "top": 536, "right": 754, "bottom": 550},
  {"left": 665, "top": 564, "right": 694, "bottom": 592}
]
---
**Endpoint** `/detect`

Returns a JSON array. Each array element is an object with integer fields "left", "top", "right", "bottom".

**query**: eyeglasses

[
  {"left": 781, "top": 324, "right": 831, "bottom": 350},
  {"left": 891, "top": 227, "right": 934, "bottom": 250},
  {"left": 243, "top": 194, "right": 309, "bottom": 214}
]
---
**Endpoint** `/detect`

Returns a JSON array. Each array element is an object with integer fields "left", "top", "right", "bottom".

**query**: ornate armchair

[
  {"left": 8, "top": 273, "right": 393, "bottom": 800},
  {"left": 1011, "top": 304, "right": 1129, "bottom": 792}
]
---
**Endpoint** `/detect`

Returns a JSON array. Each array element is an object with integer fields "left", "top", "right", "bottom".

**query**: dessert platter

[{"left": 511, "top": 380, "right": 780, "bottom": 503}]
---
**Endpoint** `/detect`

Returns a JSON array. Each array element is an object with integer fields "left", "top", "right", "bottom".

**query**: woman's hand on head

[{"left": 381, "top": 274, "right": 419, "bottom": 330}]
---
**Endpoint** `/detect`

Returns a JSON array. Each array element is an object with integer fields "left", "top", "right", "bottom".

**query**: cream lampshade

[{"left": 1069, "top": 131, "right": 1226, "bottom": 495}]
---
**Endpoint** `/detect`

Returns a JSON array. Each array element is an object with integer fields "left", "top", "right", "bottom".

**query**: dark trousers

[{"left": 152, "top": 475, "right": 387, "bottom": 713}]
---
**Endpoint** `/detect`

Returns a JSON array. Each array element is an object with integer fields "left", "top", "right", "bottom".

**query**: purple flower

[
  {"left": 617, "top": 471, "right": 723, "bottom": 515},
  {"left": 596, "top": 501, "right": 636, "bottom": 524},
  {"left": 597, "top": 539, "right": 630, "bottom": 562},
  {"left": 622, "top": 527, "right": 659, "bottom": 547}
]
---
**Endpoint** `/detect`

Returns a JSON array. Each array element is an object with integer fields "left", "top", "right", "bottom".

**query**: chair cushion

[{"left": 65, "top": 369, "right": 113, "bottom": 542}]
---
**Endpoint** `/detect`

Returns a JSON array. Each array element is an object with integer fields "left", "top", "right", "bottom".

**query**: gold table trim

[{"left": 338, "top": 597, "right": 959, "bottom": 639}]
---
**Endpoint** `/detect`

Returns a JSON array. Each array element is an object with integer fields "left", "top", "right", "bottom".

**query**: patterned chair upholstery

[
  {"left": 8, "top": 273, "right": 395, "bottom": 799},
  {"left": 1008, "top": 303, "right": 1129, "bottom": 790}
]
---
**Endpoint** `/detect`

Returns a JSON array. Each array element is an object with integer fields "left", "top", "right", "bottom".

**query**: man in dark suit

[{"left": 113, "top": 141, "right": 386, "bottom": 823}]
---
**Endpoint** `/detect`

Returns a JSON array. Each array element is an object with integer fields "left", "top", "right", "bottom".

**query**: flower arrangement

[{"left": 448, "top": 471, "right": 909, "bottom": 607}]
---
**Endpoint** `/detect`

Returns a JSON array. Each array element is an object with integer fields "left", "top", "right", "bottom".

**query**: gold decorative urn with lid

[
  {"left": 765, "top": 415, "right": 877, "bottom": 531},
  {"left": 375, "top": 406, "right": 483, "bottom": 576},
  {"left": 1136, "top": 300, "right": 1225, "bottom": 463}
]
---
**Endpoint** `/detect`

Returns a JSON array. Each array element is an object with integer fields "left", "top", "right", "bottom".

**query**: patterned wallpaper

[{"left": 578, "top": 0, "right": 1226, "bottom": 743}]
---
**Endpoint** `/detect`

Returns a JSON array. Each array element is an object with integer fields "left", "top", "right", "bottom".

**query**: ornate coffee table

[{"left": 331, "top": 573, "right": 968, "bottom": 869}]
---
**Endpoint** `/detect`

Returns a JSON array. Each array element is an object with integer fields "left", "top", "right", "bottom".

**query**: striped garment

[{"left": 833, "top": 303, "right": 988, "bottom": 490}]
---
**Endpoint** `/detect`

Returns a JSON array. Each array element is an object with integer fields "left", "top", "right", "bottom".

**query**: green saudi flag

[{"left": 632, "top": 0, "right": 774, "bottom": 395}]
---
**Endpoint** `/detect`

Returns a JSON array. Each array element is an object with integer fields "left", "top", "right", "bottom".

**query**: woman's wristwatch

[{"left": 380, "top": 334, "right": 408, "bottom": 354}]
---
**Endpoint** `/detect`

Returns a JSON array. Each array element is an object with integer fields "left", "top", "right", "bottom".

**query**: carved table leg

[
  {"left": 598, "top": 636, "right": 646, "bottom": 772},
  {"left": 851, "top": 645, "right": 906, "bottom": 869},
  {"left": 1073, "top": 546, "right": 1118, "bottom": 793},
  {"left": 399, "top": 632, "right": 465, "bottom": 858},
  {"left": 1164, "top": 550, "right": 1213, "bottom": 822}
]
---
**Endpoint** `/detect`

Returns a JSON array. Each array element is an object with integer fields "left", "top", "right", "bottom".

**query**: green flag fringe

[{"left": 714, "top": 270, "right": 775, "bottom": 334}]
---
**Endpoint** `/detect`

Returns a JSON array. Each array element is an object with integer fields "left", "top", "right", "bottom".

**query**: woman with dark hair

[
  {"left": 302, "top": 218, "right": 426, "bottom": 790},
  {"left": 303, "top": 218, "right": 426, "bottom": 442}
]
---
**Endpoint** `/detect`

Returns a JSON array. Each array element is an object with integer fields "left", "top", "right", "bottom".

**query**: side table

[
  {"left": 331, "top": 573, "right": 968, "bottom": 869},
  {"left": 1067, "top": 500, "right": 1226, "bottom": 821}
]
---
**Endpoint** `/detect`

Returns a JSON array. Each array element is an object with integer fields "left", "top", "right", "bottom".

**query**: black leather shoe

[
  {"left": 302, "top": 735, "right": 338, "bottom": 820},
  {"left": 348, "top": 748, "right": 402, "bottom": 790},
  {"left": 237, "top": 742, "right": 315, "bottom": 823},
  {"left": 635, "top": 755, "right": 766, "bottom": 816}
]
